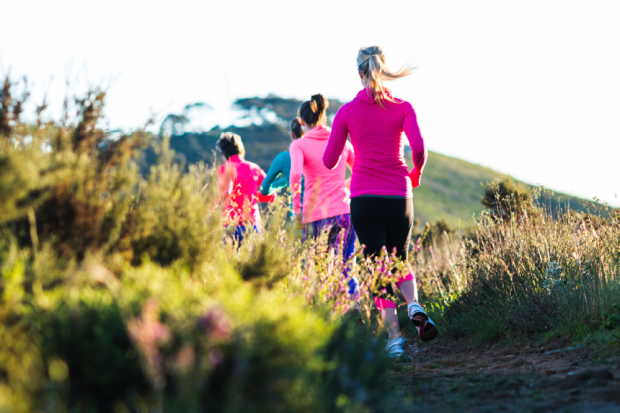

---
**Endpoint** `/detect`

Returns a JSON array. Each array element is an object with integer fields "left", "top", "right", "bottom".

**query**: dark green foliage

[
  {"left": 481, "top": 178, "right": 534, "bottom": 222},
  {"left": 158, "top": 102, "right": 211, "bottom": 138},
  {"left": 319, "top": 314, "right": 392, "bottom": 412},
  {"left": 40, "top": 291, "right": 152, "bottom": 409},
  {"left": 0, "top": 75, "right": 29, "bottom": 137},
  {"left": 603, "top": 303, "right": 620, "bottom": 343},
  {"left": 191, "top": 313, "right": 390, "bottom": 413},
  {"left": 143, "top": 122, "right": 292, "bottom": 174},
  {"left": 238, "top": 242, "right": 289, "bottom": 289}
]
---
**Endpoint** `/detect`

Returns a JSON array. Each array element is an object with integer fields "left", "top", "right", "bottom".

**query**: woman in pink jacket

[
  {"left": 290, "top": 94, "right": 359, "bottom": 296},
  {"left": 323, "top": 46, "right": 438, "bottom": 357},
  {"left": 216, "top": 132, "right": 275, "bottom": 244}
]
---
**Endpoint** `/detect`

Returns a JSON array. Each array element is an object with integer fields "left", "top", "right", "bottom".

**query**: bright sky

[{"left": 2, "top": 0, "right": 619, "bottom": 206}]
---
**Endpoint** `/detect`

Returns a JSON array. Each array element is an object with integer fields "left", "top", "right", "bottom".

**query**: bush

[
  {"left": 481, "top": 177, "right": 535, "bottom": 222},
  {"left": 0, "top": 77, "right": 393, "bottom": 412}
]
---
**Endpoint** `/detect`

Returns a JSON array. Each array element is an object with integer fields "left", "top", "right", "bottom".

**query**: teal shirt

[
  {"left": 261, "top": 151, "right": 304, "bottom": 209},
  {"left": 261, "top": 151, "right": 291, "bottom": 196}
]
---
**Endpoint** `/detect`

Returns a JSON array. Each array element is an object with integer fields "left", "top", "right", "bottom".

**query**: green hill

[
  {"left": 145, "top": 127, "right": 604, "bottom": 229},
  {"left": 408, "top": 151, "right": 510, "bottom": 228},
  {"left": 406, "top": 150, "right": 605, "bottom": 228}
]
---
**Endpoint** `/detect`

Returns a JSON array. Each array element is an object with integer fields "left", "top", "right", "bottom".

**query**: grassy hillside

[
  {"left": 408, "top": 151, "right": 509, "bottom": 228},
  {"left": 408, "top": 150, "right": 605, "bottom": 228}
]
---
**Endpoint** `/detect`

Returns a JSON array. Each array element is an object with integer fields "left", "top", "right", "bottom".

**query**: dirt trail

[{"left": 389, "top": 329, "right": 620, "bottom": 412}]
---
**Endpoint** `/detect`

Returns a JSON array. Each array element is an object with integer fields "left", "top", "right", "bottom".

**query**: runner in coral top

[
  {"left": 323, "top": 46, "right": 438, "bottom": 356},
  {"left": 290, "top": 94, "right": 359, "bottom": 296},
  {"left": 216, "top": 132, "right": 275, "bottom": 243}
]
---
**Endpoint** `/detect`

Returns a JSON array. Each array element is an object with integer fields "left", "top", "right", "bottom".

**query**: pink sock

[
  {"left": 395, "top": 272, "right": 414, "bottom": 289},
  {"left": 374, "top": 297, "right": 396, "bottom": 310}
]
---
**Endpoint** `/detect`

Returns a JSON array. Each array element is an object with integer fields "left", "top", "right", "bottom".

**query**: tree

[
  {"left": 159, "top": 102, "right": 212, "bottom": 138},
  {"left": 233, "top": 94, "right": 344, "bottom": 125}
]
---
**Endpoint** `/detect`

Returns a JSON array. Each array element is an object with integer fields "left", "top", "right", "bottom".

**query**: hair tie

[
  {"left": 357, "top": 54, "right": 371, "bottom": 67},
  {"left": 357, "top": 52, "right": 381, "bottom": 68}
]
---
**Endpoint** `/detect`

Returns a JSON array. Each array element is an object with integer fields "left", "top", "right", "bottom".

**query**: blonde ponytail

[{"left": 357, "top": 46, "right": 415, "bottom": 109}]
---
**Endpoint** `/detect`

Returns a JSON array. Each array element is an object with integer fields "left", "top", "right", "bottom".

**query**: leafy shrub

[
  {"left": 481, "top": 177, "right": 535, "bottom": 222},
  {"left": 0, "top": 76, "right": 392, "bottom": 412}
]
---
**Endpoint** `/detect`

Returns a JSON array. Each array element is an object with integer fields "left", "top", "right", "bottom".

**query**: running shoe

[
  {"left": 408, "top": 303, "right": 438, "bottom": 342},
  {"left": 386, "top": 337, "right": 405, "bottom": 358}
]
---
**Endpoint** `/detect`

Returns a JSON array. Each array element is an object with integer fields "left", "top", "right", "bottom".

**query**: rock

[{"left": 569, "top": 388, "right": 581, "bottom": 396}]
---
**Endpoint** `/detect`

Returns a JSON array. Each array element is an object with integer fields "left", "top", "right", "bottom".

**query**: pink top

[
  {"left": 323, "top": 89, "right": 427, "bottom": 198},
  {"left": 218, "top": 155, "right": 275, "bottom": 226},
  {"left": 289, "top": 125, "right": 355, "bottom": 224}
]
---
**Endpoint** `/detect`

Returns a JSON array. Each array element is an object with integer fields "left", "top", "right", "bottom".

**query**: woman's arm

[
  {"left": 256, "top": 168, "right": 276, "bottom": 203},
  {"left": 289, "top": 142, "right": 304, "bottom": 214},
  {"left": 323, "top": 104, "right": 348, "bottom": 170},
  {"left": 270, "top": 176, "right": 288, "bottom": 191},
  {"left": 403, "top": 107, "right": 427, "bottom": 188},
  {"left": 260, "top": 152, "right": 287, "bottom": 196},
  {"left": 344, "top": 140, "right": 355, "bottom": 171}
]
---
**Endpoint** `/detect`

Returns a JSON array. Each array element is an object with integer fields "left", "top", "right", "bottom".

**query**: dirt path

[{"left": 389, "top": 329, "right": 620, "bottom": 412}]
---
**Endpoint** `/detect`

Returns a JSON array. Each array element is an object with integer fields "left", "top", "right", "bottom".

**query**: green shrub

[
  {"left": 0, "top": 76, "right": 392, "bottom": 412},
  {"left": 481, "top": 177, "right": 535, "bottom": 222}
]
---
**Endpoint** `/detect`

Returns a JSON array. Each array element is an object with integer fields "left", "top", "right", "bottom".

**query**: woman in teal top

[
  {"left": 261, "top": 119, "right": 304, "bottom": 215},
  {"left": 260, "top": 151, "right": 292, "bottom": 196}
]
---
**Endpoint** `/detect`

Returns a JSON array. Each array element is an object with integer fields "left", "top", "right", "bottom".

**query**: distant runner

[
  {"left": 323, "top": 46, "right": 438, "bottom": 357},
  {"left": 290, "top": 94, "right": 359, "bottom": 297},
  {"left": 260, "top": 119, "right": 305, "bottom": 221},
  {"left": 216, "top": 132, "right": 275, "bottom": 244}
]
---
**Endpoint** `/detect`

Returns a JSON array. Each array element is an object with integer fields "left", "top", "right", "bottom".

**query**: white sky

[{"left": 2, "top": 0, "right": 619, "bottom": 206}]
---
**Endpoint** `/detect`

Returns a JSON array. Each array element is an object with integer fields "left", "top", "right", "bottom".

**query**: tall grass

[{"left": 413, "top": 184, "right": 620, "bottom": 342}]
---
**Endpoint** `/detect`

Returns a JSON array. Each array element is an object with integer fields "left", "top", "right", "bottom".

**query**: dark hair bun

[
  {"left": 299, "top": 93, "right": 329, "bottom": 127},
  {"left": 216, "top": 132, "right": 244, "bottom": 159},
  {"left": 310, "top": 94, "right": 328, "bottom": 114},
  {"left": 289, "top": 118, "right": 303, "bottom": 140}
]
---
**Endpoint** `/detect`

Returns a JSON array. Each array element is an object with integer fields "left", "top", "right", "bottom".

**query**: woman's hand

[
  {"left": 409, "top": 168, "right": 422, "bottom": 189},
  {"left": 293, "top": 212, "right": 305, "bottom": 230}
]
